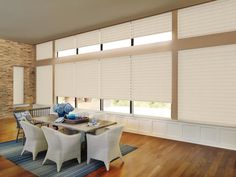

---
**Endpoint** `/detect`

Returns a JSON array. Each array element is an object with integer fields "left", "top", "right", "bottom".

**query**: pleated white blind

[
  {"left": 131, "top": 12, "right": 172, "bottom": 38},
  {"left": 178, "top": 44, "right": 236, "bottom": 125},
  {"left": 36, "top": 41, "right": 53, "bottom": 60},
  {"left": 55, "top": 63, "right": 76, "bottom": 97},
  {"left": 36, "top": 65, "right": 53, "bottom": 105},
  {"left": 101, "top": 22, "right": 131, "bottom": 43},
  {"left": 13, "top": 67, "right": 24, "bottom": 105},
  {"left": 101, "top": 57, "right": 131, "bottom": 100},
  {"left": 55, "top": 36, "right": 77, "bottom": 51},
  {"left": 178, "top": 0, "right": 236, "bottom": 38},
  {"left": 131, "top": 52, "right": 172, "bottom": 102},
  {"left": 76, "top": 60, "right": 100, "bottom": 98},
  {"left": 76, "top": 30, "right": 100, "bottom": 48}
]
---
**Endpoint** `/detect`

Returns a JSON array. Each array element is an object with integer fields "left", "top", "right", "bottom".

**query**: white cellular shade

[
  {"left": 131, "top": 52, "right": 172, "bottom": 102},
  {"left": 101, "top": 57, "right": 131, "bottom": 100},
  {"left": 13, "top": 67, "right": 24, "bottom": 105},
  {"left": 36, "top": 65, "right": 53, "bottom": 105},
  {"left": 76, "top": 30, "right": 100, "bottom": 48},
  {"left": 36, "top": 41, "right": 53, "bottom": 60},
  {"left": 55, "top": 36, "right": 77, "bottom": 52},
  {"left": 76, "top": 60, "right": 100, "bottom": 98},
  {"left": 178, "top": 44, "right": 236, "bottom": 125},
  {"left": 55, "top": 63, "right": 76, "bottom": 97},
  {"left": 178, "top": 0, "right": 236, "bottom": 38},
  {"left": 132, "top": 12, "right": 172, "bottom": 38},
  {"left": 101, "top": 22, "right": 131, "bottom": 43}
]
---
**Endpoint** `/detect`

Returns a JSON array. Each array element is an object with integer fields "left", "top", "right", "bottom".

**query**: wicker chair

[
  {"left": 42, "top": 126, "right": 81, "bottom": 172},
  {"left": 20, "top": 121, "right": 48, "bottom": 160},
  {"left": 13, "top": 111, "right": 32, "bottom": 144},
  {"left": 86, "top": 125, "right": 124, "bottom": 171}
]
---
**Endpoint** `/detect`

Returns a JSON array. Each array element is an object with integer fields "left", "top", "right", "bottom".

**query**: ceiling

[{"left": 0, "top": 0, "right": 213, "bottom": 44}]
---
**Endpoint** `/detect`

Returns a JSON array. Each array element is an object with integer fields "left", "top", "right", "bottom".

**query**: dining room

[{"left": 1, "top": 0, "right": 236, "bottom": 177}]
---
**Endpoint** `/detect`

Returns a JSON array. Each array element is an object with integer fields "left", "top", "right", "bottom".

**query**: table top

[{"left": 33, "top": 115, "right": 116, "bottom": 133}]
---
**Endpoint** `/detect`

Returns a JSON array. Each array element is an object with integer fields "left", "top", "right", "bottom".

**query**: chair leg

[
  {"left": 120, "top": 156, "right": 124, "bottom": 163},
  {"left": 22, "top": 132, "right": 26, "bottom": 145},
  {"left": 57, "top": 162, "right": 63, "bottom": 172},
  {"left": 16, "top": 128, "right": 20, "bottom": 142},
  {"left": 77, "top": 157, "right": 81, "bottom": 164},
  {"left": 87, "top": 158, "right": 90, "bottom": 164},
  {"left": 119, "top": 151, "right": 124, "bottom": 162},
  {"left": 104, "top": 161, "right": 110, "bottom": 171},
  {"left": 42, "top": 157, "right": 48, "bottom": 165},
  {"left": 32, "top": 152, "right": 38, "bottom": 161},
  {"left": 21, "top": 149, "right": 25, "bottom": 156}
]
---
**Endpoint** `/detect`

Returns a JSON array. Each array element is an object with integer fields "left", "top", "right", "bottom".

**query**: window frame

[
  {"left": 103, "top": 99, "right": 131, "bottom": 114},
  {"left": 133, "top": 100, "right": 171, "bottom": 118},
  {"left": 56, "top": 96, "right": 77, "bottom": 108},
  {"left": 57, "top": 48, "right": 77, "bottom": 58},
  {"left": 102, "top": 39, "right": 132, "bottom": 51},
  {"left": 133, "top": 31, "right": 172, "bottom": 46},
  {"left": 76, "top": 97, "right": 100, "bottom": 111},
  {"left": 78, "top": 44, "right": 101, "bottom": 54}
]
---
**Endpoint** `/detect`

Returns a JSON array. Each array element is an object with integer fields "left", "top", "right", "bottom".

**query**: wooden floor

[{"left": 1, "top": 118, "right": 236, "bottom": 177}]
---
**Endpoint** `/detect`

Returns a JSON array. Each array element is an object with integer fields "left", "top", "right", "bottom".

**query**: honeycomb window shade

[
  {"left": 36, "top": 65, "right": 53, "bottom": 105},
  {"left": 101, "top": 22, "right": 132, "bottom": 43},
  {"left": 131, "top": 52, "right": 172, "bottom": 102},
  {"left": 178, "top": 44, "right": 236, "bottom": 125},
  {"left": 55, "top": 63, "right": 76, "bottom": 97},
  {"left": 76, "top": 59, "right": 100, "bottom": 98},
  {"left": 178, "top": 0, "right": 236, "bottom": 38},
  {"left": 55, "top": 36, "right": 77, "bottom": 52},
  {"left": 36, "top": 41, "right": 53, "bottom": 60},
  {"left": 131, "top": 12, "right": 172, "bottom": 38},
  {"left": 13, "top": 67, "right": 24, "bottom": 105},
  {"left": 76, "top": 30, "right": 100, "bottom": 48},
  {"left": 100, "top": 56, "right": 131, "bottom": 100}
]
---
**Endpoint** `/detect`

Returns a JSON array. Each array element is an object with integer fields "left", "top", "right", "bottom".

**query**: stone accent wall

[{"left": 0, "top": 38, "right": 36, "bottom": 119}]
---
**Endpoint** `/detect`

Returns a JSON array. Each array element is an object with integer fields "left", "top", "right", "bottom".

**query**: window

[
  {"left": 103, "top": 39, "right": 131, "bottom": 51},
  {"left": 78, "top": 44, "right": 100, "bottom": 54},
  {"left": 134, "top": 32, "right": 172, "bottom": 46},
  {"left": 57, "top": 49, "right": 77, "bottom": 57},
  {"left": 57, "top": 97, "right": 76, "bottom": 108},
  {"left": 133, "top": 101, "right": 171, "bottom": 118},
  {"left": 13, "top": 66, "right": 24, "bottom": 105},
  {"left": 77, "top": 98, "right": 100, "bottom": 110},
  {"left": 104, "top": 99, "right": 130, "bottom": 114}
]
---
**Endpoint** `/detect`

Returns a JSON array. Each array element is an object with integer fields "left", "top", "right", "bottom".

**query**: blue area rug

[{"left": 0, "top": 140, "right": 137, "bottom": 177}]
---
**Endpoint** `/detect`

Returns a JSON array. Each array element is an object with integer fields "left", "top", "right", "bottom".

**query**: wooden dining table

[{"left": 33, "top": 115, "right": 117, "bottom": 133}]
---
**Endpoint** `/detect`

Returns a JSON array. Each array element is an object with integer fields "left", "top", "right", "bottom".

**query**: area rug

[{"left": 0, "top": 140, "right": 137, "bottom": 177}]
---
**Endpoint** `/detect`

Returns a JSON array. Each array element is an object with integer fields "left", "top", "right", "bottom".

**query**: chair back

[
  {"left": 107, "top": 125, "right": 123, "bottom": 147},
  {"left": 20, "top": 121, "right": 44, "bottom": 140},
  {"left": 13, "top": 111, "right": 32, "bottom": 128},
  {"left": 49, "top": 106, "right": 58, "bottom": 117},
  {"left": 42, "top": 126, "right": 60, "bottom": 150}
]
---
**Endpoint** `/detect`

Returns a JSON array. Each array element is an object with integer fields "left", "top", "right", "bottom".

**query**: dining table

[
  {"left": 33, "top": 115, "right": 117, "bottom": 134},
  {"left": 33, "top": 115, "right": 117, "bottom": 159}
]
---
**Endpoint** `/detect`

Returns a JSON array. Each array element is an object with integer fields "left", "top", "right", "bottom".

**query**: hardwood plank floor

[{"left": 1, "top": 118, "right": 236, "bottom": 177}]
